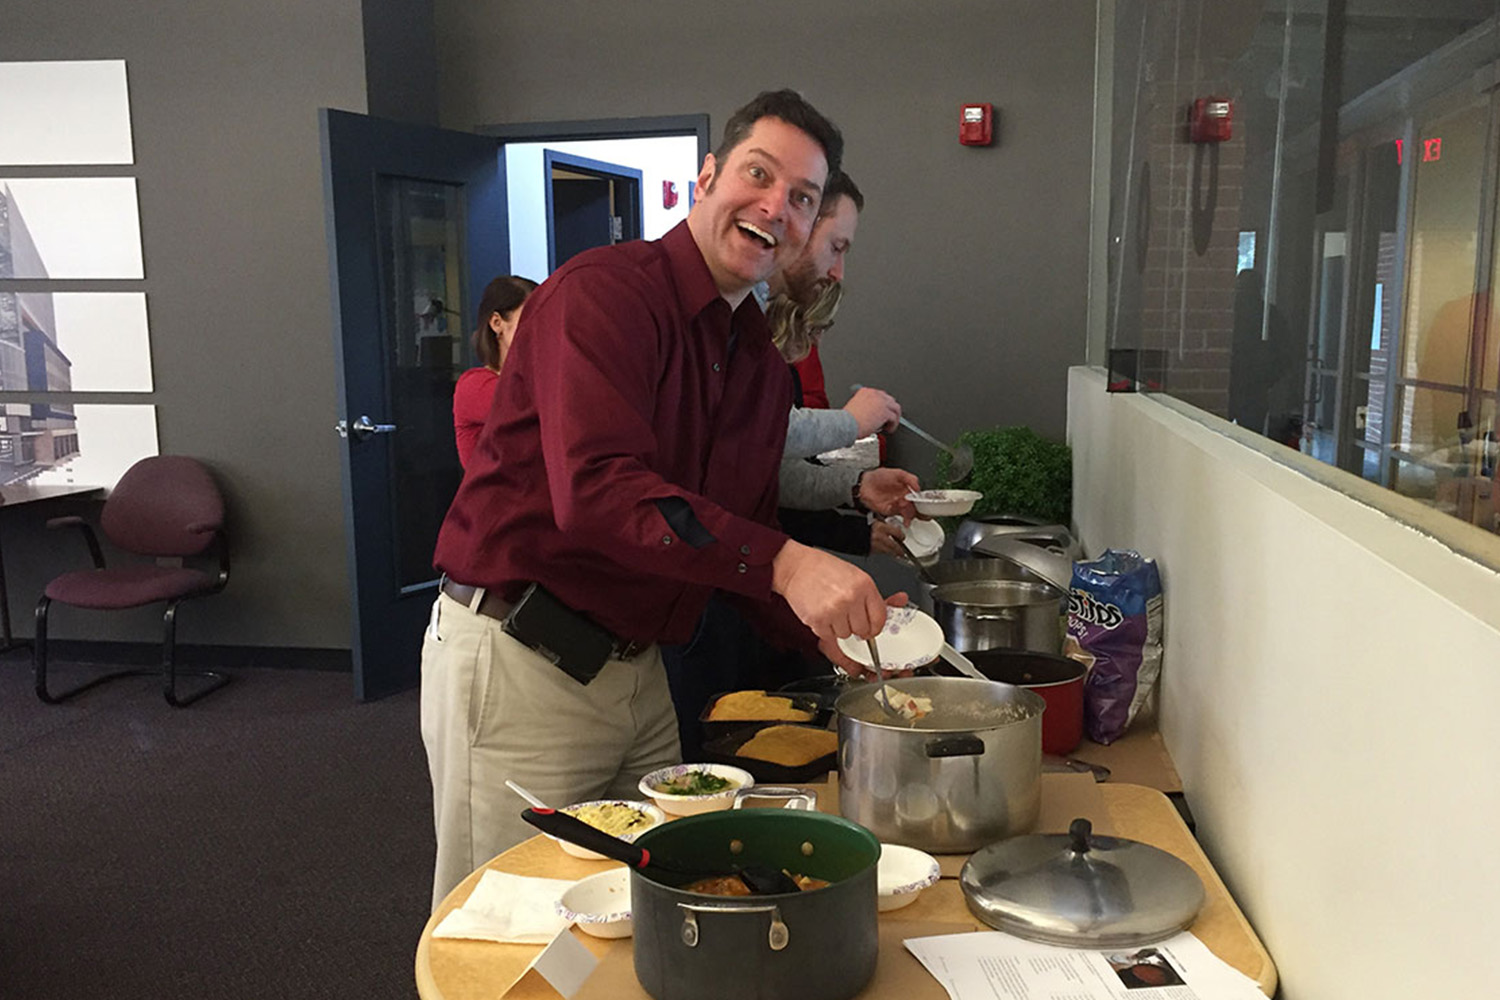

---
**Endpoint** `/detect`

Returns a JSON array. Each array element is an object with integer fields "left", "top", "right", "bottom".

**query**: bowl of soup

[{"left": 638, "top": 763, "right": 753, "bottom": 816}]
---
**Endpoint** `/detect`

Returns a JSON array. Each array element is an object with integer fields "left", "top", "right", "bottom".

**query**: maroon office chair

[{"left": 34, "top": 456, "right": 231, "bottom": 707}]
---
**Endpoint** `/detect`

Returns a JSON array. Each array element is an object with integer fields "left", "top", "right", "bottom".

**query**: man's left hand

[{"left": 857, "top": 467, "right": 920, "bottom": 520}]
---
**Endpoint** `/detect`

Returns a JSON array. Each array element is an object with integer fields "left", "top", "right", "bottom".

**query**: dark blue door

[
  {"left": 320, "top": 109, "right": 509, "bottom": 700},
  {"left": 543, "top": 150, "right": 643, "bottom": 271}
]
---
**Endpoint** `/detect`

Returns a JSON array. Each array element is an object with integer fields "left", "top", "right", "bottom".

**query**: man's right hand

[
  {"left": 770, "top": 539, "right": 887, "bottom": 641},
  {"left": 842, "top": 387, "right": 901, "bottom": 437}
]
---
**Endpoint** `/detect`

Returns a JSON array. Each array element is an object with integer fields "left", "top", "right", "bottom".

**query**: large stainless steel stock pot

[
  {"left": 836, "top": 676, "right": 1044, "bottom": 853},
  {"left": 930, "top": 577, "right": 1065, "bottom": 654}
]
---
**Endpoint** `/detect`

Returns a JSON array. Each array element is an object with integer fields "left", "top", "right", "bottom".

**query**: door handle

[{"left": 335, "top": 415, "right": 398, "bottom": 441}]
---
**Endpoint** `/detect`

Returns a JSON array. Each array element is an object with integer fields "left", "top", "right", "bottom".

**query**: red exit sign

[{"left": 1395, "top": 137, "right": 1443, "bottom": 164}]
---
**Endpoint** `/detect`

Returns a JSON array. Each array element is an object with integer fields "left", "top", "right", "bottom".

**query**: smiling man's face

[{"left": 687, "top": 116, "right": 828, "bottom": 305}]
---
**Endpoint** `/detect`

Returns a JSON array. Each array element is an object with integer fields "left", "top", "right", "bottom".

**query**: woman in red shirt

[{"left": 452, "top": 275, "right": 537, "bottom": 469}]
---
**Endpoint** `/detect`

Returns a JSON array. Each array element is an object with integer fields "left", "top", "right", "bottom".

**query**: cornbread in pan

[
  {"left": 705, "top": 690, "right": 816, "bottom": 722},
  {"left": 735, "top": 725, "right": 838, "bottom": 767}
]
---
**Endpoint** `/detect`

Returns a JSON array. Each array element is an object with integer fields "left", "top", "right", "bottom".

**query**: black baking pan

[
  {"left": 701, "top": 722, "right": 839, "bottom": 784},
  {"left": 698, "top": 689, "right": 831, "bottom": 745}
]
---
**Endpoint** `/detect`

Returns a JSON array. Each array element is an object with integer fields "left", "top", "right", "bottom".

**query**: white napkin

[{"left": 432, "top": 869, "right": 576, "bottom": 944}]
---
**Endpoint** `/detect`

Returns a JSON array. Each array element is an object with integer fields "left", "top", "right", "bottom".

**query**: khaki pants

[{"left": 419, "top": 591, "right": 681, "bottom": 910}]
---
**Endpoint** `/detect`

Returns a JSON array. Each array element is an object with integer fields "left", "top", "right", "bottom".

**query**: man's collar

[
  {"left": 662, "top": 221, "right": 729, "bottom": 319},
  {"left": 661, "top": 221, "right": 773, "bottom": 353}
]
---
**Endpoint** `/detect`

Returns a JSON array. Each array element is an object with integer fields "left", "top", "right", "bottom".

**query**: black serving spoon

[{"left": 521, "top": 807, "right": 802, "bottom": 895}]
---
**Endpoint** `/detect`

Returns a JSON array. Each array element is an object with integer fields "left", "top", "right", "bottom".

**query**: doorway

[
  {"left": 545, "top": 150, "right": 643, "bottom": 271},
  {"left": 495, "top": 125, "right": 705, "bottom": 282}
]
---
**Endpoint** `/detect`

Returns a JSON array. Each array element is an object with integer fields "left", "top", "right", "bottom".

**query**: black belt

[{"left": 439, "top": 577, "right": 651, "bottom": 660}]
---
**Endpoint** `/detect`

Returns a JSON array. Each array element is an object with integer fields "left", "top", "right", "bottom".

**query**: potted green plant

[{"left": 936, "top": 426, "right": 1071, "bottom": 524}]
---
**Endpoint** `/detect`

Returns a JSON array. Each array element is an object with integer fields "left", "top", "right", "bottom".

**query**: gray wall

[
  {"left": 435, "top": 0, "right": 1097, "bottom": 478},
  {"left": 1, "top": 1, "right": 369, "bottom": 648},
  {"left": 0, "top": 1, "right": 1096, "bottom": 654},
  {"left": 362, "top": 0, "right": 440, "bottom": 124}
]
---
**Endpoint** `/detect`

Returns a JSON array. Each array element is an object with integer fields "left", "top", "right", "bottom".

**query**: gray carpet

[{"left": 0, "top": 653, "right": 433, "bottom": 1000}]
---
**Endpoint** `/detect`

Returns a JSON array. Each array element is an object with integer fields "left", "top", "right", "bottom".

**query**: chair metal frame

[{"left": 34, "top": 514, "right": 232, "bottom": 707}]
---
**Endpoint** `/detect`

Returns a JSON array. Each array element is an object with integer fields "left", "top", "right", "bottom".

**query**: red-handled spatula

[{"left": 520, "top": 808, "right": 802, "bottom": 895}]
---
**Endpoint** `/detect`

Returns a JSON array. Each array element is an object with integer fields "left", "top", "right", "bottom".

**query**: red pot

[{"left": 934, "top": 649, "right": 1085, "bottom": 755}]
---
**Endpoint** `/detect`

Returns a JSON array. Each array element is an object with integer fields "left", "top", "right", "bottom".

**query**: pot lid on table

[{"left": 960, "top": 818, "right": 1205, "bottom": 948}]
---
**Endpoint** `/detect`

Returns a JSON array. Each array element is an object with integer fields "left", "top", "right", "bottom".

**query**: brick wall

[{"left": 1138, "top": 84, "right": 1246, "bottom": 417}]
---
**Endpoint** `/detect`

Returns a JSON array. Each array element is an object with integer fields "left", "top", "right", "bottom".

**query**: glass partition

[{"left": 1102, "top": 0, "right": 1500, "bottom": 536}]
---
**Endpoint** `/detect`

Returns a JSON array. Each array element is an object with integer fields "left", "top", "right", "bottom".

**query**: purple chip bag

[{"left": 1064, "top": 550, "right": 1163, "bottom": 745}]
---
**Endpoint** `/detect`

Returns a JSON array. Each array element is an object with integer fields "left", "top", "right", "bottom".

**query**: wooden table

[
  {"left": 0, "top": 483, "right": 104, "bottom": 650},
  {"left": 1047, "top": 722, "right": 1182, "bottom": 793},
  {"left": 415, "top": 773, "right": 1275, "bottom": 999}
]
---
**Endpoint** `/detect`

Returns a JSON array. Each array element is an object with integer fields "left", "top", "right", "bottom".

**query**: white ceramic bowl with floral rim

[
  {"left": 547, "top": 799, "right": 666, "bottom": 860},
  {"left": 637, "top": 763, "right": 754, "bottom": 816},
  {"left": 556, "top": 867, "right": 632, "bottom": 938},
  {"left": 906, "top": 489, "right": 983, "bottom": 517},
  {"left": 877, "top": 843, "right": 941, "bottom": 911},
  {"left": 836, "top": 605, "right": 945, "bottom": 674}
]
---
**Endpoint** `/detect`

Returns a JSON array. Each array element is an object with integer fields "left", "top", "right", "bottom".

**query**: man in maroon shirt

[{"left": 419, "top": 91, "right": 897, "bottom": 908}]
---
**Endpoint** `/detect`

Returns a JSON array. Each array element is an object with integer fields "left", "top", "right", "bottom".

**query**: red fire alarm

[
  {"left": 663, "top": 180, "right": 679, "bottom": 209},
  {"left": 960, "top": 103, "right": 994, "bottom": 146},
  {"left": 1189, "top": 97, "right": 1233, "bottom": 143}
]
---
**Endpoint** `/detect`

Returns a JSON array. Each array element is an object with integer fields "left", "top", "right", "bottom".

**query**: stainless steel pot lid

[
  {"left": 960, "top": 818, "right": 1205, "bottom": 948},
  {"left": 971, "top": 536, "right": 1075, "bottom": 592}
]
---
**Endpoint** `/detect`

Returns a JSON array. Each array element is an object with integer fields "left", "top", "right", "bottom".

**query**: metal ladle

[
  {"left": 850, "top": 383, "right": 973, "bottom": 481},
  {"left": 866, "top": 636, "right": 904, "bottom": 719}
]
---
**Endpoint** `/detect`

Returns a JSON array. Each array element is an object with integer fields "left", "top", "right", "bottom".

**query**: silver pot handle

[
  {"left": 733, "top": 786, "right": 817, "bottom": 810},
  {"left": 925, "top": 734, "right": 986, "bottom": 758},
  {"left": 677, "top": 902, "right": 789, "bottom": 951}
]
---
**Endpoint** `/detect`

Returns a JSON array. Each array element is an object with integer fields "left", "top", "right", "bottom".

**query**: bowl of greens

[{"left": 639, "top": 763, "right": 754, "bottom": 816}]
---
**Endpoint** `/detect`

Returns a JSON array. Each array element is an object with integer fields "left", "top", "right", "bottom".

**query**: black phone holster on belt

[{"left": 500, "top": 583, "right": 616, "bottom": 685}]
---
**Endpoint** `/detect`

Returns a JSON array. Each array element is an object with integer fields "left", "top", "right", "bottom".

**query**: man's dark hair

[
  {"left": 821, "top": 170, "right": 863, "bottom": 215},
  {"left": 713, "top": 89, "right": 843, "bottom": 183}
]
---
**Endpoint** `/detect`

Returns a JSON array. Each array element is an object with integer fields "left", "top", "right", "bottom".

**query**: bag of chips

[{"left": 1064, "top": 549, "right": 1163, "bottom": 745}]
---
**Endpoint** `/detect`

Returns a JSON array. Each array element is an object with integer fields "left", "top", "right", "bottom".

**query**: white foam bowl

[
  {"left": 835, "top": 605, "right": 945, "bottom": 674},
  {"left": 878, "top": 843, "right": 941, "bottom": 911},
  {"left": 638, "top": 763, "right": 754, "bottom": 816},
  {"left": 901, "top": 517, "right": 945, "bottom": 562},
  {"left": 907, "top": 489, "right": 983, "bottom": 517},
  {"left": 547, "top": 799, "right": 665, "bottom": 860},
  {"left": 556, "top": 867, "right": 632, "bottom": 938}
]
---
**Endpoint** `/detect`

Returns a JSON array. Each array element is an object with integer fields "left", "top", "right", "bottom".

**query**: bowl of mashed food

[
  {"left": 548, "top": 799, "right": 666, "bottom": 859},
  {"left": 638, "top": 763, "right": 753, "bottom": 816}
]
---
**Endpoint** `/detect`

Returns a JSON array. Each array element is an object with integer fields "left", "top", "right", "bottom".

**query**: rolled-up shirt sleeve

[
  {"left": 528, "top": 267, "right": 788, "bottom": 600},
  {"left": 778, "top": 454, "right": 860, "bottom": 511},
  {"left": 784, "top": 406, "right": 858, "bottom": 460}
]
